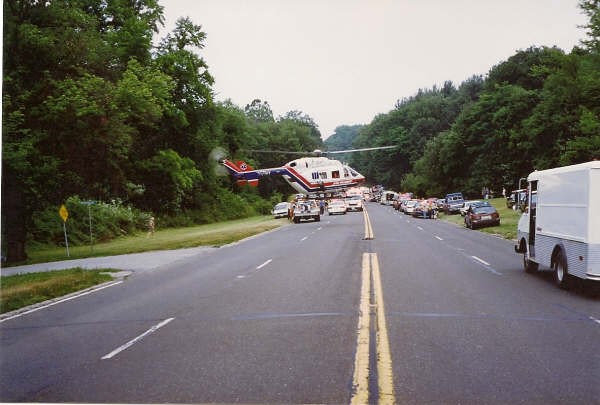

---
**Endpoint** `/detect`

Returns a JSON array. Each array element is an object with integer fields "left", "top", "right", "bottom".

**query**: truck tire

[
  {"left": 315, "top": 216, "right": 320, "bottom": 222},
  {"left": 553, "top": 251, "right": 570, "bottom": 289}
]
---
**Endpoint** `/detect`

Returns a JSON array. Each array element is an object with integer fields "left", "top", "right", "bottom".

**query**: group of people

[{"left": 416, "top": 200, "right": 438, "bottom": 219}]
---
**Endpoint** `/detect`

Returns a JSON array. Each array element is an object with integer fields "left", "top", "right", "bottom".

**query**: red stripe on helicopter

[{"left": 285, "top": 166, "right": 362, "bottom": 191}]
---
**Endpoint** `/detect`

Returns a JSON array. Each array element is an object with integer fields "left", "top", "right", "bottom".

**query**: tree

[
  {"left": 2, "top": 0, "right": 165, "bottom": 262},
  {"left": 134, "top": 149, "right": 202, "bottom": 213},
  {"left": 579, "top": 0, "right": 600, "bottom": 52},
  {"left": 149, "top": 16, "right": 218, "bottom": 212},
  {"left": 244, "top": 99, "right": 274, "bottom": 123},
  {"left": 324, "top": 125, "right": 364, "bottom": 151}
]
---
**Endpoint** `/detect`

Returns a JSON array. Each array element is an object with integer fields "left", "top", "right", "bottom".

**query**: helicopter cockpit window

[
  {"left": 332, "top": 170, "right": 340, "bottom": 178},
  {"left": 350, "top": 168, "right": 359, "bottom": 177},
  {"left": 289, "top": 162, "right": 297, "bottom": 167},
  {"left": 319, "top": 172, "right": 327, "bottom": 179},
  {"left": 343, "top": 168, "right": 349, "bottom": 177}
]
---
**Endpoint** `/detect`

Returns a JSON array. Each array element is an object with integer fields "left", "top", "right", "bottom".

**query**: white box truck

[{"left": 515, "top": 161, "right": 600, "bottom": 288}]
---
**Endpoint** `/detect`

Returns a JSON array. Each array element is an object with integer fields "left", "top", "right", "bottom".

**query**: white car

[
  {"left": 327, "top": 200, "right": 347, "bottom": 215},
  {"left": 345, "top": 195, "right": 363, "bottom": 212},
  {"left": 271, "top": 202, "right": 290, "bottom": 218},
  {"left": 403, "top": 200, "right": 419, "bottom": 215}
]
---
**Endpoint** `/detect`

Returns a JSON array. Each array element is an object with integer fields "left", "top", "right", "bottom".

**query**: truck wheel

[
  {"left": 553, "top": 251, "right": 570, "bottom": 289},
  {"left": 293, "top": 217, "right": 299, "bottom": 224},
  {"left": 315, "top": 216, "right": 320, "bottom": 222}
]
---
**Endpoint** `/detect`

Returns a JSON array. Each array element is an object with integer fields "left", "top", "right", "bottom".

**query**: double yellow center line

[{"left": 351, "top": 252, "right": 396, "bottom": 405}]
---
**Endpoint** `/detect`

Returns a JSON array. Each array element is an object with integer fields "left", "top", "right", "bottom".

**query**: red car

[{"left": 464, "top": 202, "right": 500, "bottom": 229}]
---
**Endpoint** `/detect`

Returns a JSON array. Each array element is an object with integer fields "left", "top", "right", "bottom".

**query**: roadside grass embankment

[
  {"left": 21, "top": 216, "right": 285, "bottom": 266},
  {"left": 1, "top": 268, "right": 117, "bottom": 314},
  {"left": 438, "top": 198, "right": 521, "bottom": 239}
]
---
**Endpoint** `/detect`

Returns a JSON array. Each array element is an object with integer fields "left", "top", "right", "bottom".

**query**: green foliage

[
  {"left": 135, "top": 149, "right": 202, "bottom": 213},
  {"left": 579, "top": 0, "right": 600, "bottom": 52},
  {"left": 356, "top": 40, "right": 599, "bottom": 197},
  {"left": 324, "top": 125, "right": 364, "bottom": 152},
  {"left": 245, "top": 99, "right": 275, "bottom": 123},
  {"left": 29, "top": 196, "right": 151, "bottom": 247}
]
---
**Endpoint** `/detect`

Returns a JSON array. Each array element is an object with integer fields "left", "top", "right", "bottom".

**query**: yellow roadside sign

[{"left": 59, "top": 204, "right": 69, "bottom": 222}]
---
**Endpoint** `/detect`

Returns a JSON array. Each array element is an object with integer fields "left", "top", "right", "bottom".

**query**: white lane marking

[
  {"left": 590, "top": 316, "right": 600, "bottom": 326},
  {"left": 435, "top": 236, "right": 443, "bottom": 241},
  {"left": 300, "top": 236, "right": 308, "bottom": 242},
  {"left": 102, "top": 317, "right": 174, "bottom": 360},
  {"left": 317, "top": 227, "right": 322, "bottom": 231},
  {"left": 256, "top": 259, "right": 273, "bottom": 270},
  {"left": 471, "top": 255, "right": 503, "bottom": 275},
  {"left": 0, "top": 281, "right": 123, "bottom": 323},
  {"left": 417, "top": 226, "right": 424, "bottom": 231},
  {"left": 472, "top": 256, "right": 491, "bottom": 266}
]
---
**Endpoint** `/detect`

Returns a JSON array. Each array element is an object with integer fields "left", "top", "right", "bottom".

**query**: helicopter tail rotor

[{"left": 209, "top": 147, "right": 229, "bottom": 176}]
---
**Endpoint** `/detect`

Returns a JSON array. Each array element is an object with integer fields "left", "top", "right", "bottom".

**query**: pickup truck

[
  {"left": 292, "top": 200, "right": 321, "bottom": 223},
  {"left": 444, "top": 192, "right": 464, "bottom": 214}
]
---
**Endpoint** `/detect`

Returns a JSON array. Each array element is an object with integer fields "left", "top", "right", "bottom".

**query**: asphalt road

[{"left": 1, "top": 202, "right": 599, "bottom": 403}]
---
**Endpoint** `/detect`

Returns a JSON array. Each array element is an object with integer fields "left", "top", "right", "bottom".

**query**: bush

[
  {"left": 27, "top": 189, "right": 288, "bottom": 247},
  {"left": 30, "top": 196, "right": 152, "bottom": 246}
]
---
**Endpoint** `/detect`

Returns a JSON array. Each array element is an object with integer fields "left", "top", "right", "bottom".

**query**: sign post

[
  {"left": 59, "top": 204, "right": 70, "bottom": 257},
  {"left": 81, "top": 200, "right": 95, "bottom": 251}
]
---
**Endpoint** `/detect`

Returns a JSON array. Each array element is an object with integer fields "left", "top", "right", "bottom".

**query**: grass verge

[
  {"left": 1, "top": 268, "right": 116, "bottom": 314},
  {"left": 22, "top": 216, "right": 286, "bottom": 265},
  {"left": 438, "top": 198, "right": 522, "bottom": 239}
]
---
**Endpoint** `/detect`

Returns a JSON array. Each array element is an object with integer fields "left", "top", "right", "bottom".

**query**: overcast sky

[{"left": 156, "top": 0, "right": 588, "bottom": 140}]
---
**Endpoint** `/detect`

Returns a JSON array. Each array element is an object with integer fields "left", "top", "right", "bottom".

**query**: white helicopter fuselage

[{"left": 282, "top": 157, "right": 365, "bottom": 194}]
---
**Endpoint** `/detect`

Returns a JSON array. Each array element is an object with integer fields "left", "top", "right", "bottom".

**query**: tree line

[
  {"left": 330, "top": 0, "right": 599, "bottom": 198},
  {"left": 2, "top": 0, "right": 321, "bottom": 262}
]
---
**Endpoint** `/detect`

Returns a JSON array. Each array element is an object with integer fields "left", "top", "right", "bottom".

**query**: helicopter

[{"left": 219, "top": 146, "right": 396, "bottom": 196}]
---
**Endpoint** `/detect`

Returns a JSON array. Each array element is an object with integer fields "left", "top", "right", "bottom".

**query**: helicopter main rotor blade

[
  {"left": 244, "top": 149, "right": 308, "bottom": 155},
  {"left": 323, "top": 145, "right": 397, "bottom": 154}
]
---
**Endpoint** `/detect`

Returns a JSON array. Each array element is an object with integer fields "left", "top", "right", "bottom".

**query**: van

[
  {"left": 514, "top": 161, "right": 600, "bottom": 288},
  {"left": 380, "top": 191, "right": 398, "bottom": 206}
]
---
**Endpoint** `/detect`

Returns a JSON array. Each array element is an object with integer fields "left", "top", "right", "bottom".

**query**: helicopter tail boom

[{"left": 221, "top": 160, "right": 260, "bottom": 187}]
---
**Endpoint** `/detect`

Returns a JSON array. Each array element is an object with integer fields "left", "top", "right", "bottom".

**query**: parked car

[
  {"left": 460, "top": 200, "right": 482, "bottom": 216},
  {"left": 464, "top": 202, "right": 500, "bottom": 229},
  {"left": 345, "top": 195, "right": 364, "bottom": 211},
  {"left": 403, "top": 199, "right": 419, "bottom": 215},
  {"left": 271, "top": 202, "right": 291, "bottom": 218},
  {"left": 507, "top": 189, "right": 527, "bottom": 211},
  {"left": 327, "top": 199, "right": 347, "bottom": 215}
]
